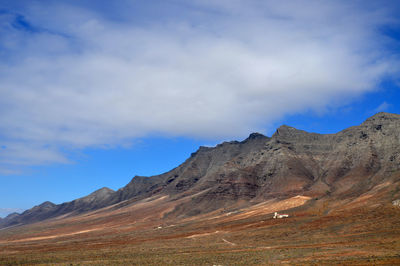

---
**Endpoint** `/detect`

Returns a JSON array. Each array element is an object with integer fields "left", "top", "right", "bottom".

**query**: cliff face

[
  {"left": 2, "top": 112, "right": 400, "bottom": 228},
  {"left": 161, "top": 113, "right": 400, "bottom": 215}
]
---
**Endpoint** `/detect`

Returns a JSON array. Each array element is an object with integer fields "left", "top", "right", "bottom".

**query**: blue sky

[{"left": 0, "top": 0, "right": 399, "bottom": 217}]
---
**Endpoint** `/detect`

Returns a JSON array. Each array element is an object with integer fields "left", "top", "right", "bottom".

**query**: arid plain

[{"left": 1, "top": 184, "right": 400, "bottom": 265}]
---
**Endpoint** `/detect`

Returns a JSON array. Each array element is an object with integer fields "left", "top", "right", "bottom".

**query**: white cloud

[
  {"left": 374, "top": 101, "right": 391, "bottom": 113},
  {"left": 0, "top": 1, "right": 399, "bottom": 172}
]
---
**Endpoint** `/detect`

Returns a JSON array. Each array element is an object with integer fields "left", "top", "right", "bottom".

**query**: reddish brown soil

[{"left": 1, "top": 193, "right": 400, "bottom": 265}]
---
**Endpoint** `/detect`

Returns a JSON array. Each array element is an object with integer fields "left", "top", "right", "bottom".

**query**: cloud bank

[{"left": 0, "top": 0, "right": 399, "bottom": 172}]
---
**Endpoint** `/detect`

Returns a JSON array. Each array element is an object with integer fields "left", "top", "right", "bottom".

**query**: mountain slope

[
  {"left": 1, "top": 112, "right": 400, "bottom": 228},
  {"left": 0, "top": 187, "right": 114, "bottom": 228}
]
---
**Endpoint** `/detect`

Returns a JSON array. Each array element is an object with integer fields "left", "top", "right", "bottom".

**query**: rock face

[{"left": 1, "top": 112, "right": 400, "bottom": 228}]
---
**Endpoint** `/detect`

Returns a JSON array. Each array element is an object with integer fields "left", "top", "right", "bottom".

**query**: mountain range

[{"left": 1, "top": 112, "right": 400, "bottom": 229}]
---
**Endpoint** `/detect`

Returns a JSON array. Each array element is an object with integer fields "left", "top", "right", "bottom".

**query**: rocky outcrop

[{"left": 2, "top": 112, "right": 400, "bottom": 228}]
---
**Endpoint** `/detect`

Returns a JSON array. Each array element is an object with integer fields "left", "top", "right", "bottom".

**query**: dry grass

[{"left": 1, "top": 194, "right": 400, "bottom": 265}]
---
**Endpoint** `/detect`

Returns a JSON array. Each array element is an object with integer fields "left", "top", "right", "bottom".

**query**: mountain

[
  {"left": 0, "top": 187, "right": 114, "bottom": 228},
  {"left": 1, "top": 112, "right": 400, "bottom": 229}
]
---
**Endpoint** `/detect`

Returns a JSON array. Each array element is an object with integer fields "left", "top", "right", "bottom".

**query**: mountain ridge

[{"left": 1, "top": 112, "right": 399, "bottom": 228}]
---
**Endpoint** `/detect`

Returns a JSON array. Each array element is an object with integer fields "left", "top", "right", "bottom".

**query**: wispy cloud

[
  {"left": 0, "top": 0, "right": 399, "bottom": 173},
  {"left": 374, "top": 101, "right": 392, "bottom": 113}
]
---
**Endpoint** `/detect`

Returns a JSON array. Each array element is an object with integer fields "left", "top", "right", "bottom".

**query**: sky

[{"left": 0, "top": 0, "right": 399, "bottom": 217}]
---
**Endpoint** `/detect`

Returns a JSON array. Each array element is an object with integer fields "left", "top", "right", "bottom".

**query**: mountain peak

[
  {"left": 241, "top": 132, "right": 268, "bottom": 144},
  {"left": 38, "top": 201, "right": 56, "bottom": 208},
  {"left": 363, "top": 112, "right": 400, "bottom": 125},
  {"left": 4, "top": 212, "right": 20, "bottom": 220},
  {"left": 30, "top": 201, "right": 56, "bottom": 212},
  {"left": 247, "top": 132, "right": 266, "bottom": 139},
  {"left": 94, "top": 187, "right": 114, "bottom": 193},
  {"left": 272, "top": 125, "right": 307, "bottom": 138},
  {"left": 86, "top": 187, "right": 114, "bottom": 199}
]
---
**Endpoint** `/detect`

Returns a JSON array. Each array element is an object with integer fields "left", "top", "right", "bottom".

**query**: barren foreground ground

[{"left": 1, "top": 194, "right": 400, "bottom": 265}]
